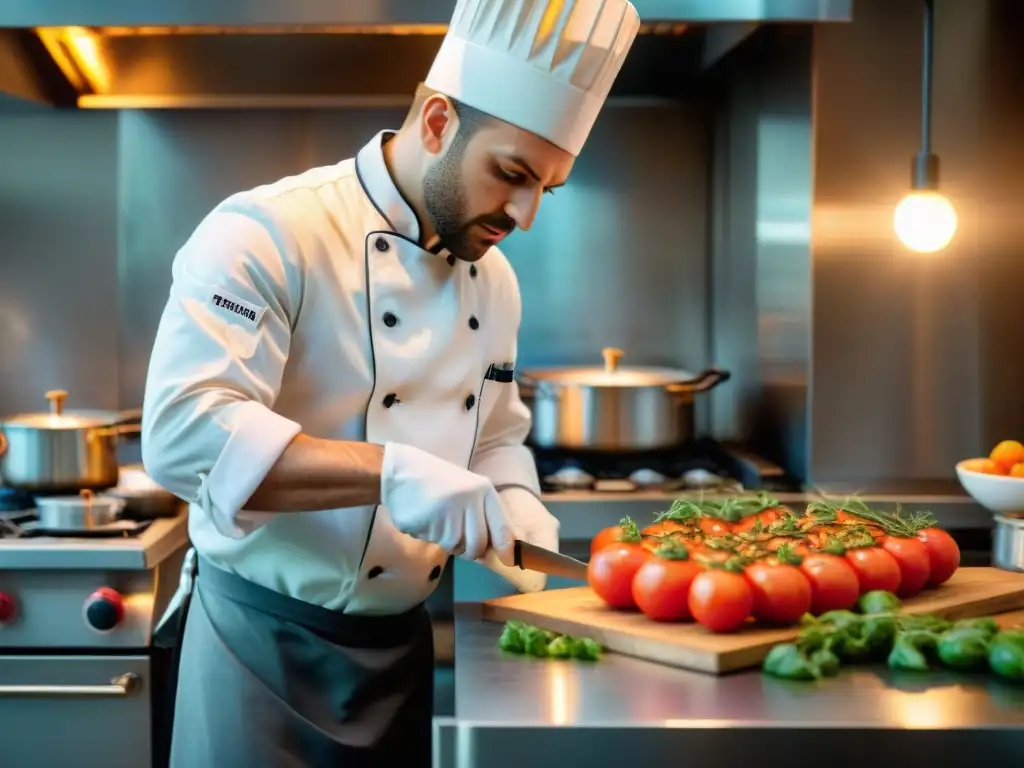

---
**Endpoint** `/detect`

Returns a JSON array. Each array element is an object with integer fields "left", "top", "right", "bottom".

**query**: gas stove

[{"left": 533, "top": 436, "right": 795, "bottom": 494}]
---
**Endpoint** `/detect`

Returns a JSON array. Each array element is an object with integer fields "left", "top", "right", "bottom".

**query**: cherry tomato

[
  {"left": 631, "top": 556, "right": 703, "bottom": 622},
  {"left": 732, "top": 507, "right": 785, "bottom": 535},
  {"left": 845, "top": 547, "right": 901, "bottom": 594},
  {"left": 765, "top": 537, "right": 811, "bottom": 557},
  {"left": 642, "top": 520, "right": 691, "bottom": 537},
  {"left": 799, "top": 554, "right": 860, "bottom": 614},
  {"left": 591, "top": 526, "right": 625, "bottom": 557},
  {"left": 744, "top": 562, "right": 812, "bottom": 625},
  {"left": 697, "top": 517, "right": 733, "bottom": 537},
  {"left": 880, "top": 536, "right": 931, "bottom": 597},
  {"left": 687, "top": 569, "right": 753, "bottom": 632},
  {"left": 588, "top": 543, "right": 650, "bottom": 609},
  {"left": 916, "top": 528, "right": 961, "bottom": 587}
]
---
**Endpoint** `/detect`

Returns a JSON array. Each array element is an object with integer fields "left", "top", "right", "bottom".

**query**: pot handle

[{"left": 665, "top": 368, "right": 732, "bottom": 396}]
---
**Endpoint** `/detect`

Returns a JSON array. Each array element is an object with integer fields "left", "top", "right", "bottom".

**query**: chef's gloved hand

[
  {"left": 380, "top": 442, "right": 515, "bottom": 563},
  {"left": 479, "top": 487, "right": 560, "bottom": 594}
]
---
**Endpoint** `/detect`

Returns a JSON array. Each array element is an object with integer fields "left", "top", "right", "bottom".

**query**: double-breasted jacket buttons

[
  {"left": 374, "top": 236, "right": 389, "bottom": 252},
  {"left": 382, "top": 393, "right": 399, "bottom": 408},
  {"left": 367, "top": 565, "right": 384, "bottom": 579},
  {"left": 465, "top": 393, "right": 476, "bottom": 410},
  {"left": 383, "top": 312, "right": 398, "bottom": 328},
  {"left": 469, "top": 265, "right": 478, "bottom": 278},
  {"left": 468, "top": 316, "right": 480, "bottom": 331},
  {"left": 429, "top": 565, "right": 442, "bottom": 581}
]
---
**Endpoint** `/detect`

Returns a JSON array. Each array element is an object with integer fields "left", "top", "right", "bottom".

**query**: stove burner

[
  {"left": 533, "top": 436, "right": 791, "bottom": 494},
  {"left": 0, "top": 510, "right": 153, "bottom": 540},
  {"left": 0, "top": 487, "right": 35, "bottom": 513}
]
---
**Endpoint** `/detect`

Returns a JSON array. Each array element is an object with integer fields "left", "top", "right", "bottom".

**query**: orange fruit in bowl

[
  {"left": 990, "top": 440, "right": 1024, "bottom": 472},
  {"left": 1010, "top": 463, "right": 1024, "bottom": 478},
  {"left": 960, "top": 457, "right": 1006, "bottom": 475}
]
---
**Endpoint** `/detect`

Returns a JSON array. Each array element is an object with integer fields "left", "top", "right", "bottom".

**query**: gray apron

[{"left": 169, "top": 556, "right": 434, "bottom": 768}]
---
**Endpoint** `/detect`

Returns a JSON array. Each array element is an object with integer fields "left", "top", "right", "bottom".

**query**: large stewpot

[
  {"left": 0, "top": 389, "right": 142, "bottom": 494},
  {"left": 518, "top": 347, "right": 731, "bottom": 451}
]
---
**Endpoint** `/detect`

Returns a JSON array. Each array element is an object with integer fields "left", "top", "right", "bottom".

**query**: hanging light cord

[{"left": 920, "top": 0, "right": 934, "bottom": 156}]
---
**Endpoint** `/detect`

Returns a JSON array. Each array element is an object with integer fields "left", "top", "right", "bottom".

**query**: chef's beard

[{"left": 423, "top": 136, "right": 515, "bottom": 262}]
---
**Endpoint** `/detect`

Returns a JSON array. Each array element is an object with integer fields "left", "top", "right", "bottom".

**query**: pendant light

[{"left": 893, "top": 0, "right": 958, "bottom": 253}]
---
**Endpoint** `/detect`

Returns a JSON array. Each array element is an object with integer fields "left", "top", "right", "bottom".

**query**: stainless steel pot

[
  {"left": 518, "top": 347, "right": 731, "bottom": 451},
  {"left": 35, "top": 490, "right": 125, "bottom": 530},
  {"left": 0, "top": 390, "right": 142, "bottom": 494}
]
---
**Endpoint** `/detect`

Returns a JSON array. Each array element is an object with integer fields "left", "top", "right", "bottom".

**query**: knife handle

[{"left": 513, "top": 539, "right": 524, "bottom": 569}]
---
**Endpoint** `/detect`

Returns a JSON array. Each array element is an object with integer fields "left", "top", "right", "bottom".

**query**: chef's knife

[{"left": 513, "top": 540, "right": 588, "bottom": 582}]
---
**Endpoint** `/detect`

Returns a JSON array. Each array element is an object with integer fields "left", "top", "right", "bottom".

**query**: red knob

[
  {"left": 0, "top": 592, "right": 17, "bottom": 624},
  {"left": 83, "top": 587, "right": 125, "bottom": 632}
]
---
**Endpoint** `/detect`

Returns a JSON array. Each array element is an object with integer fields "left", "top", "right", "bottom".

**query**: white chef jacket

[{"left": 141, "top": 130, "right": 558, "bottom": 614}]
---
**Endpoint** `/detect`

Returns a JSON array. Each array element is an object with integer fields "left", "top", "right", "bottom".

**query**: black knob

[{"left": 86, "top": 599, "right": 120, "bottom": 631}]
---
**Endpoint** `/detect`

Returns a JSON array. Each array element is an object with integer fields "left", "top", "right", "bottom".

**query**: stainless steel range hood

[{"left": 0, "top": 0, "right": 852, "bottom": 109}]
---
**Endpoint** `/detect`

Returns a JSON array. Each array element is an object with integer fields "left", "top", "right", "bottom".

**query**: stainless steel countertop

[
  {"left": 434, "top": 603, "right": 1024, "bottom": 767},
  {"left": 0, "top": 512, "right": 189, "bottom": 570}
]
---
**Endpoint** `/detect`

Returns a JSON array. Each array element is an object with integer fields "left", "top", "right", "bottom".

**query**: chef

[{"left": 141, "top": 0, "right": 640, "bottom": 765}]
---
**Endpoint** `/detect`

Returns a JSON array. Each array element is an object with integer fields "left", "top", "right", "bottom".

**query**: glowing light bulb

[{"left": 893, "top": 190, "right": 958, "bottom": 253}]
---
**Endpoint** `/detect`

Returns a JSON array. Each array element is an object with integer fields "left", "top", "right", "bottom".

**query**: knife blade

[{"left": 512, "top": 540, "right": 588, "bottom": 582}]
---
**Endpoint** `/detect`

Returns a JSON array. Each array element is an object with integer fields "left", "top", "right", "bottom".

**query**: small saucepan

[
  {"left": 34, "top": 490, "right": 126, "bottom": 531},
  {"left": 0, "top": 389, "right": 142, "bottom": 494}
]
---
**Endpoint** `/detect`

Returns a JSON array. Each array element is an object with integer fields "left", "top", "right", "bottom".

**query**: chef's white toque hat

[{"left": 425, "top": 0, "right": 641, "bottom": 157}]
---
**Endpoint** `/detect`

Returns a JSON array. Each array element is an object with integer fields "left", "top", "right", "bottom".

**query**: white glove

[
  {"left": 480, "top": 488, "right": 560, "bottom": 593},
  {"left": 380, "top": 442, "right": 514, "bottom": 563}
]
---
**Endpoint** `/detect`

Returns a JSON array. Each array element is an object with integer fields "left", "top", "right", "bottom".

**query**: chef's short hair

[{"left": 405, "top": 82, "right": 492, "bottom": 140}]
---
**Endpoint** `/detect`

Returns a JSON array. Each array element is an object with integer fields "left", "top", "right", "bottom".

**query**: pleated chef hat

[{"left": 425, "top": 0, "right": 641, "bottom": 157}]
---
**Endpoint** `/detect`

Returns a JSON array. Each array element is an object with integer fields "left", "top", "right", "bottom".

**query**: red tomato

[
  {"left": 631, "top": 557, "right": 703, "bottom": 622},
  {"left": 588, "top": 543, "right": 650, "bottom": 609},
  {"left": 744, "top": 562, "right": 812, "bottom": 625},
  {"left": 880, "top": 536, "right": 931, "bottom": 597},
  {"left": 799, "top": 554, "right": 860, "bottom": 614},
  {"left": 765, "top": 537, "right": 811, "bottom": 557},
  {"left": 642, "top": 520, "right": 690, "bottom": 537},
  {"left": 916, "top": 528, "right": 961, "bottom": 587},
  {"left": 732, "top": 507, "right": 785, "bottom": 534},
  {"left": 697, "top": 517, "right": 733, "bottom": 537},
  {"left": 845, "top": 547, "right": 901, "bottom": 594},
  {"left": 591, "top": 526, "right": 625, "bottom": 557},
  {"left": 687, "top": 569, "right": 753, "bottom": 632}
]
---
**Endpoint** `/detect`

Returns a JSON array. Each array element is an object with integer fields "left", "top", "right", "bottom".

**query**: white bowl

[{"left": 955, "top": 460, "right": 1024, "bottom": 514}]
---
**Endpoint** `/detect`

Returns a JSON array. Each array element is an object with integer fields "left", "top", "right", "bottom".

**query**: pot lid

[
  {"left": 2, "top": 390, "right": 118, "bottom": 430},
  {"left": 524, "top": 348, "right": 698, "bottom": 388}
]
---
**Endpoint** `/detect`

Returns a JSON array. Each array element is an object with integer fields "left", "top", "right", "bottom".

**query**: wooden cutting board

[{"left": 481, "top": 567, "right": 1024, "bottom": 674}]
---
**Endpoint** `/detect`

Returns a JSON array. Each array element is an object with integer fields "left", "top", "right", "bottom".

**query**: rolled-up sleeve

[{"left": 141, "top": 201, "right": 303, "bottom": 540}]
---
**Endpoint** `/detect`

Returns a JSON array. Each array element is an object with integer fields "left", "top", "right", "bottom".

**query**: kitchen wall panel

[
  {"left": 809, "top": 0, "right": 1020, "bottom": 489},
  {"left": 0, "top": 102, "right": 119, "bottom": 415},
  {"left": 116, "top": 105, "right": 712, "bottom": 418}
]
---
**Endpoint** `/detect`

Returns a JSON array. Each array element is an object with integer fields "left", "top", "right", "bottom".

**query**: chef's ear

[{"left": 419, "top": 94, "right": 460, "bottom": 155}]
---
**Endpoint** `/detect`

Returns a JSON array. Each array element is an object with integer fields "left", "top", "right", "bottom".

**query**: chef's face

[{"left": 421, "top": 97, "right": 574, "bottom": 262}]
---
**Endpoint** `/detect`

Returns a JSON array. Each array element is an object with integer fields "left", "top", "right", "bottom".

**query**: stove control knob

[
  {"left": 83, "top": 587, "right": 125, "bottom": 633},
  {"left": 0, "top": 592, "right": 17, "bottom": 625}
]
